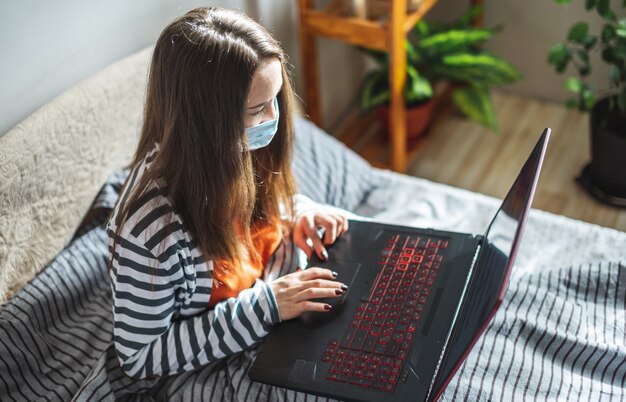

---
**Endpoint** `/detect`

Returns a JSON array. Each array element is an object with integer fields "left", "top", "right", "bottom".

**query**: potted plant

[
  {"left": 358, "top": 5, "right": 521, "bottom": 143},
  {"left": 548, "top": 0, "right": 626, "bottom": 206}
]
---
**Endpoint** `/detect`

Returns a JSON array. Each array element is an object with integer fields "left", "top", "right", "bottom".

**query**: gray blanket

[{"left": 1, "top": 118, "right": 625, "bottom": 401}]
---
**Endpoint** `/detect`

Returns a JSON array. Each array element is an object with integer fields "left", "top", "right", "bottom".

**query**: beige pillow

[{"left": 0, "top": 47, "right": 153, "bottom": 304}]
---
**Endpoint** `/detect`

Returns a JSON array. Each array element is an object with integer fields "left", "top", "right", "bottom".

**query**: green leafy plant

[
  {"left": 358, "top": 6, "right": 522, "bottom": 132},
  {"left": 548, "top": 0, "right": 626, "bottom": 114}
]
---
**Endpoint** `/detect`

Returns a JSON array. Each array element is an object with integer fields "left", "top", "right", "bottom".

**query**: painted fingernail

[
  {"left": 324, "top": 304, "right": 332, "bottom": 311},
  {"left": 341, "top": 284, "right": 348, "bottom": 291},
  {"left": 322, "top": 249, "right": 328, "bottom": 260},
  {"left": 331, "top": 271, "right": 338, "bottom": 278},
  {"left": 335, "top": 289, "right": 345, "bottom": 295}
]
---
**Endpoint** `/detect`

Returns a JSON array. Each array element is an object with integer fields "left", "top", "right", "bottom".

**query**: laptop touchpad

[{"left": 297, "top": 261, "right": 361, "bottom": 328}]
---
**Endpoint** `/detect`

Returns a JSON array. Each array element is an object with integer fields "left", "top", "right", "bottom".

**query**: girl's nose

[{"left": 266, "top": 98, "right": 278, "bottom": 120}]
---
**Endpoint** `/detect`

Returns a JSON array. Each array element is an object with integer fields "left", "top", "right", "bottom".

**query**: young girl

[{"left": 107, "top": 7, "right": 349, "bottom": 380}]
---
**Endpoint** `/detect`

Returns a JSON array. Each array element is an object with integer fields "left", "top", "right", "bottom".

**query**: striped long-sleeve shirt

[{"left": 106, "top": 148, "right": 313, "bottom": 379}]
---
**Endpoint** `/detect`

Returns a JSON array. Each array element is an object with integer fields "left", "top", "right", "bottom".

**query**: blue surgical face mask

[{"left": 244, "top": 97, "right": 279, "bottom": 151}]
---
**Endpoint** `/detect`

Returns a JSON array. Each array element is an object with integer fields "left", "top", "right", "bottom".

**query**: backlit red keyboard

[{"left": 322, "top": 233, "right": 447, "bottom": 393}]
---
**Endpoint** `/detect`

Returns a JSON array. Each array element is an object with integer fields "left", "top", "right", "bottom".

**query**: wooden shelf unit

[{"left": 297, "top": 0, "right": 481, "bottom": 172}]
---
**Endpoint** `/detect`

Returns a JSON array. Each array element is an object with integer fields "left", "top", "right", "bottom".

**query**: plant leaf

[
  {"left": 433, "top": 53, "right": 522, "bottom": 85},
  {"left": 607, "top": 10, "right": 618, "bottom": 22},
  {"left": 596, "top": 0, "right": 617, "bottom": 21},
  {"left": 452, "top": 4, "right": 485, "bottom": 29},
  {"left": 576, "top": 49, "right": 590, "bottom": 63},
  {"left": 553, "top": 0, "right": 572, "bottom": 3},
  {"left": 609, "top": 65, "right": 621, "bottom": 85},
  {"left": 583, "top": 35, "right": 597, "bottom": 49},
  {"left": 575, "top": 49, "right": 592, "bottom": 76},
  {"left": 613, "top": 44, "right": 626, "bottom": 59},
  {"left": 452, "top": 84, "right": 498, "bottom": 131},
  {"left": 597, "top": 0, "right": 610, "bottom": 17},
  {"left": 579, "top": 65, "right": 592, "bottom": 76},
  {"left": 548, "top": 43, "right": 571, "bottom": 72},
  {"left": 602, "top": 24, "right": 616, "bottom": 43},
  {"left": 568, "top": 22, "right": 589, "bottom": 43},
  {"left": 406, "top": 40, "right": 420, "bottom": 65},
  {"left": 565, "top": 98, "right": 579, "bottom": 109},
  {"left": 602, "top": 47, "right": 615, "bottom": 62},
  {"left": 413, "top": 20, "right": 429, "bottom": 38},
  {"left": 564, "top": 76, "right": 583, "bottom": 93},
  {"left": 358, "top": 70, "right": 389, "bottom": 113},
  {"left": 585, "top": 0, "right": 597, "bottom": 10},
  {"left": 582, "top": 88, "right": 595, "bottom": 110},
  {"left": 417, "top": 29, "right": 495, "bottom": 56},
  {"left": 405, "top": 65, "right": 433, "bottom": 103}
]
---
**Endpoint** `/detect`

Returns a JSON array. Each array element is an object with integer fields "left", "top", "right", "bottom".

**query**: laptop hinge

[{"left": 425, "top": 241, "right": 482, "bottom": 401}]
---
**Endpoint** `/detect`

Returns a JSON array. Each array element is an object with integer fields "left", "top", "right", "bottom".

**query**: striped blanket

[{"left": 1, "top": 118, "right": 625, "bottom": 401}]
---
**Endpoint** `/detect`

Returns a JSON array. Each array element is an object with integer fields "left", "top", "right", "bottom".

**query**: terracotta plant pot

[{"left": 377, "top": 99, "right": 435, "bottom": 146}]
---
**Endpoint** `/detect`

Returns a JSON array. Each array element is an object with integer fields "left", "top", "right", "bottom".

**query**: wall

[{"left": 0, "top": 0, "right": 247, "bottom": 136}]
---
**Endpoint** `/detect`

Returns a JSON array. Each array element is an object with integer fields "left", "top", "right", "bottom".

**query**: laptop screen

[{"left": 431, "top": 128, "right": 550, "bottom": 394}]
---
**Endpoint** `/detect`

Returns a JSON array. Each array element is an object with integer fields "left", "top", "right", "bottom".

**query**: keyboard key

[
  {"left": 340, "top": 327, "right": 356, "bottom": 348},
  {"left": 385, "top": 342, "right": 400, "bottom": 357},
  {"left": 351, "top": 329, "right": 367, "bottom": 350},
  {"left": 363, "top": 335, "right": 377, "bottom": 353},
  {"left": 374, "top": 343, "right": 386, "bottom": 355}
]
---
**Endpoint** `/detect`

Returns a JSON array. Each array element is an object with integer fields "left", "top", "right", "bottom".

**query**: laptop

[{"left": 249, "top": 128, "right": 551, "bottom": 402}]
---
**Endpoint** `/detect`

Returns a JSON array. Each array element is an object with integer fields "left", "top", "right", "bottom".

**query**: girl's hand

[
  {"left": 270, "top": 267, "right": 347, "bottom": 321},
  {"left": 293, "top": 209, "right": 349, "bottom": 261}
]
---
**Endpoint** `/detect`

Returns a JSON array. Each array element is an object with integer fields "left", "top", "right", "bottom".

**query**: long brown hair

[{"left": 113, "top": 7, "right": 296, "bottom": 273}]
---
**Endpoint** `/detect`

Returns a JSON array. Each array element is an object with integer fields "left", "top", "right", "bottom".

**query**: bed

[{"left": 1, "top": 46, "right": 625, "bottom": 402}]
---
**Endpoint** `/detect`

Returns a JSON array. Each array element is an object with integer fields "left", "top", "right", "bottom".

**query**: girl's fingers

[
  {"left": 295, "top": 267, "right": 336, "bottom": 281},
  {"left": 303, "top": 221, "right": 327, "bottom": 260},
  {"left": 315, "top": 214, "right": 348, "bottom": 245},
  {"left": 338, "top": 215, "right": 349, "bottom": 235},
  {"left": 295, "top": 285, "right": 344, "bottom": 302},
  {"left": 299, "top": 278, "right": 343, "bottom": 291},
  {"left": 299, "top": 300, "right": 335, "bottom": 313},
  {"left": 294, "top": 211, "right": 350, "bottom": 261},
  {"left": 322, "top": 216, "right": 338, "bottom": 245},
  {"left": 301, "top": 213, "right": 326, "bottom": 260},
  {"left": 292, "top": 226, "right": 313, "bottom": 258}
]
